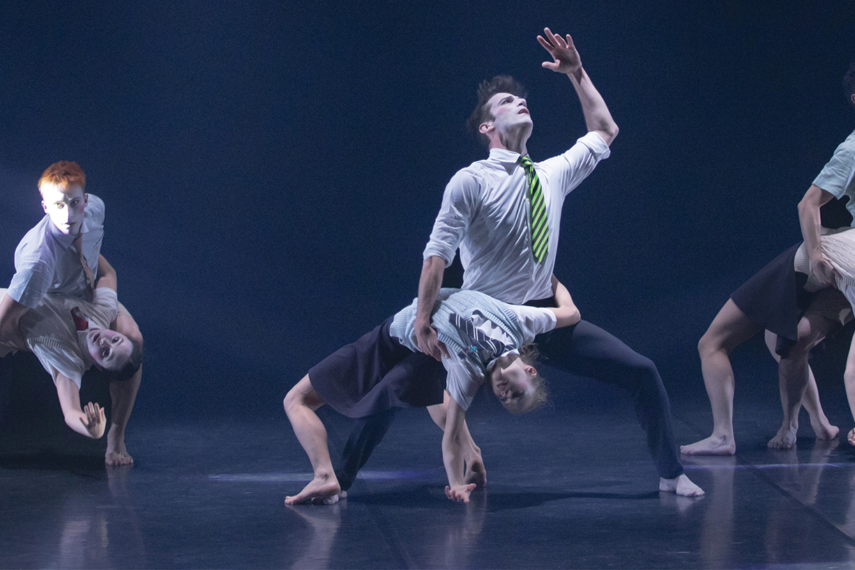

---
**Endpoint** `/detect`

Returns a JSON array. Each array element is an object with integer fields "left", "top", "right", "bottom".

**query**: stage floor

[{"left": 3, "top": 372, "right": 855, "bottom": 569}]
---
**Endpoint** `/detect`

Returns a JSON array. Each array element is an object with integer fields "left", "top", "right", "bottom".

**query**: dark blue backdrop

[{"left": 1, "top": 1, "right": 854, "bottom": 418}]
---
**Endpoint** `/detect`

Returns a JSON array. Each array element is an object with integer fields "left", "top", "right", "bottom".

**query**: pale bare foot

[
  {"left": 809, "top": 414, "right": 839, "bottom": 441},
  {"left": 105, "top": 430, "right": 134, "bottom": 466},
  {"left": 768, "top": 423, "right": 798, "bottom": 450},
  {"left": 464, "top": 456, "right": 487, "bottom": 488},
  {"left": 285, "top": 475, "right": 341, "bottom": 505},
  {"left": 680, "top": 434, "right": 735, "bottom": 456},
  {"left": 660, "top": 474, "right": 705, "bottom": 497}
]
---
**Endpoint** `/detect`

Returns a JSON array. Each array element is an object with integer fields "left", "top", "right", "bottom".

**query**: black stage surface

[{"left": 4, "top": 344, "right": 855, "bottom": 570}]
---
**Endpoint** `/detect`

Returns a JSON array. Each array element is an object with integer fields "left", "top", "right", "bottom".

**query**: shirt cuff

[{"left": 576, "top": 131, "right": 611, "bottom": 160}]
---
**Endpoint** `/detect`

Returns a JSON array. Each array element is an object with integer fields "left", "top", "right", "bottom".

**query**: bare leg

[
  {"left": 764, "top": 330, "right": 838, "bottom": 449},
  {"left": 843, "top": 334, "right": 855, "bottom": 446},
  {"left": 681, "top": 300, "right": 762, "bottom": 455},
  {"left": 106, "top": 308, "right": 143, "bottom": 466},
  {"left": 427, "top": 392, "right": 486, "bottom": 487},
  {"left": 283, "top": 375, "right": 341, "bottom": 505}
]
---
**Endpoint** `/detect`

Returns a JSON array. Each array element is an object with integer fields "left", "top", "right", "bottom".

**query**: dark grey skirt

[
  {"left": 308, "top": 317, "right": 446, "bottom": 418},
  {"left": 730, "top": 243, "right": 810, "bottom": 344}
]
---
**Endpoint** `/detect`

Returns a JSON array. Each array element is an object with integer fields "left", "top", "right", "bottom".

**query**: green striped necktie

[{"left": 520, "top": 155, "right": 548, "bottom": 263}]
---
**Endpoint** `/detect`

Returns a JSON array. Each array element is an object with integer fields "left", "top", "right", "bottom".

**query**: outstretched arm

[
  {"left": 0, "top": 293, "right": 29, "bottom": 351},
  {"left": 538, "top": 27, "right": 618, "bottom": 146},
  {"left": 415, "top": 256, "right": 449, "bottom": 361},
  {"left": 549, "top": 276, "right": 581, "bottom": 328},
  {"left": 95, "top": 254, "right": 117, "bottom": 291},
  {"left": 799, "top": 184, "right": 838, "bottom": 287},
  {"left": 54, "top": 373, "right": 106, "bottom": 439},
  {"left": 442, "top": 396, "right": 476, "bottom": 502}
]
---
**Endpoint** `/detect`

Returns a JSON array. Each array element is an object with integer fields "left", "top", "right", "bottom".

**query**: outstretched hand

[
  {"left": 445, "top": 483, "right": 477, "bottom": 503},
  {"left": 80, "top": 402, "right": 106, "bottom": 439},
  {"left": 537, "top": 27, "right": 582, "bottom": 75}
]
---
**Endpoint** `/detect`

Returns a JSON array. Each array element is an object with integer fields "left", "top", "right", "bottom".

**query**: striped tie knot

[{"left": 519, "top": 156, "right": 548, "bottom": 263}]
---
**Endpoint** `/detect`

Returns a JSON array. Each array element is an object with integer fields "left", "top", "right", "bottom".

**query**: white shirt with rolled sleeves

[
  {"left": 423, "top": 132, "right": 610, "bottom": 305},
  {"left": 813, "top": 129, "right": 855, "bottom": 226},
  {"left": 7, "top": 194, "right": 105, "bottom": 308}
]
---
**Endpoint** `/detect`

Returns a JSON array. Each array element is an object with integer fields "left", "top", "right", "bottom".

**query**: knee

[
  {"left": 791, "top": 318, "right": 820, "bottom": 357},
  {"left": 283, "top": 387, "right": 301, "bottom": 415},
  {"left": 626, "top": 355, "right": 663, "bottom": 392},
  {"left": 697, "top": 331, "right": 719, "bottom": 360}
]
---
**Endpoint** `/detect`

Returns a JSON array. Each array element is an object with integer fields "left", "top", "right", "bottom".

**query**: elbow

[
  {"left": 424, "top": 255, "right": 447, "bottom": 273},
  {"left": 569, "top": 308, "right": 581, "bottom": 326}
]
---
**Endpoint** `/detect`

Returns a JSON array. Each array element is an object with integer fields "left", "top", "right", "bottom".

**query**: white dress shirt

[
  {"left": 423, "top": 132, "right": 610, "bottom": 305},
  {"left": 7, "top": 194, "right": 104, "bottom": 308},
  {"left": 814, "top": 129, "right": 855, "bottom": 226}
]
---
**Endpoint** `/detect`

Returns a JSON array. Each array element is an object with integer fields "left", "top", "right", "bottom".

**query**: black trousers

[{"left": 333, "top": 316, "right": 684, "bottom": 490}]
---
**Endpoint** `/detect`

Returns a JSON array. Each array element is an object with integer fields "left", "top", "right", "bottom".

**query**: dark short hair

[
  {"left": 108, "top": 339, "right": 143, "bottom": 383},
  {"left": 845, "top": 61, "right": 855, "bottom": 108},
  {"left": 466, "top": 75, "right": 528, "bottom": 148}
]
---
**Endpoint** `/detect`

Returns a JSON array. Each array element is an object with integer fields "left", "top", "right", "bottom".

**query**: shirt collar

[{"left": 488, "top": 148, "right": 523, "bottom": 165}]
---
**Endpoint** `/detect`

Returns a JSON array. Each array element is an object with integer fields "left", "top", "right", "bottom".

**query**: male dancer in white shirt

[
  {"left": 333, "top": 28, "right": 703, "bottom": 498},
  {"left": 0, "top": 161, "right": 143, "bottom": 465}
]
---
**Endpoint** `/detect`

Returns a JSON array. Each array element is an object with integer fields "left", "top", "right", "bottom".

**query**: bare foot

[
  {"left": 285, "top": 475, "right": 341, "bottom": 505},
  {"left": 768, "top": 423, "right": 798, "bottom": 450},
  {"left": 680, "top": 435, "right": 735, "bottom": 456},
  {"left": 660, "top": 474, "right": 705, "bottom": 497},
  {"left": 464, "top": 456, "right": 487, "bottom": 488},
  {"left": 105, "top": 430, "right": 134, "bottom": 466},
  {"left": 809, "top": 414, "right": 839, "bottom": 441}
]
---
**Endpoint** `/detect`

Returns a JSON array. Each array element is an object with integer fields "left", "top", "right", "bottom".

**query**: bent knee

[
  {"left": 698, "top": 332, "right": 721, "bottom": 359},
  {"left": 792, "top": 319, "right": 823, "bottom": 355},
  {"left": 283, "top": 388, "right": 301, "bottom": 414}
]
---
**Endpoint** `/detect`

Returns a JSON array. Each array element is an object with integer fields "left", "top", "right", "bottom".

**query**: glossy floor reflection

[{"left": 4, "top": 372, "right": 855, "bottom": 568}]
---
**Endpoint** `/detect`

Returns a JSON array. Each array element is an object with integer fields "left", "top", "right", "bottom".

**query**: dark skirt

[
  {"left": 308, "top": 317, "right": 446, "bottom": 418},
  {"left": 730, "top": 243, "right": 810, "bottom": 343}
]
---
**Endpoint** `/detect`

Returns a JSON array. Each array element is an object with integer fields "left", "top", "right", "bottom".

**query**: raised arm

[
  {"left": 54, "top": 373, "right": 106, "bottom": 439},
  {"left": 442, "top": 395, "right": 476, "bottom": 502},
  {"left": 415, "top": 256, "right": 449, "bottom": 361},
  {"left": 549, "top": 275, "right": 581, "bottom": 328},
  {"left": 95, "top": 254, "right": 117, "bottom": 291},
  {"left": 799, "top": 184, "right": 838, "bottom": 286},
  {"left": 538, "top": 27, "right": 618, "bottom": 146},
  {"left": 0, "top": 293, "right": 29, "bottom": 351}
]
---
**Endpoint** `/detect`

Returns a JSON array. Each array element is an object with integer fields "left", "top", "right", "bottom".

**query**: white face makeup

[
  {"left": 481, "top": 92, "right": 533, "bottom": 142},
  {"left": 86, "top": 328, "right": 133, "bottom": 371},
  {"left": 40, "top": 183, "right": 88, "bottom": 235}
]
